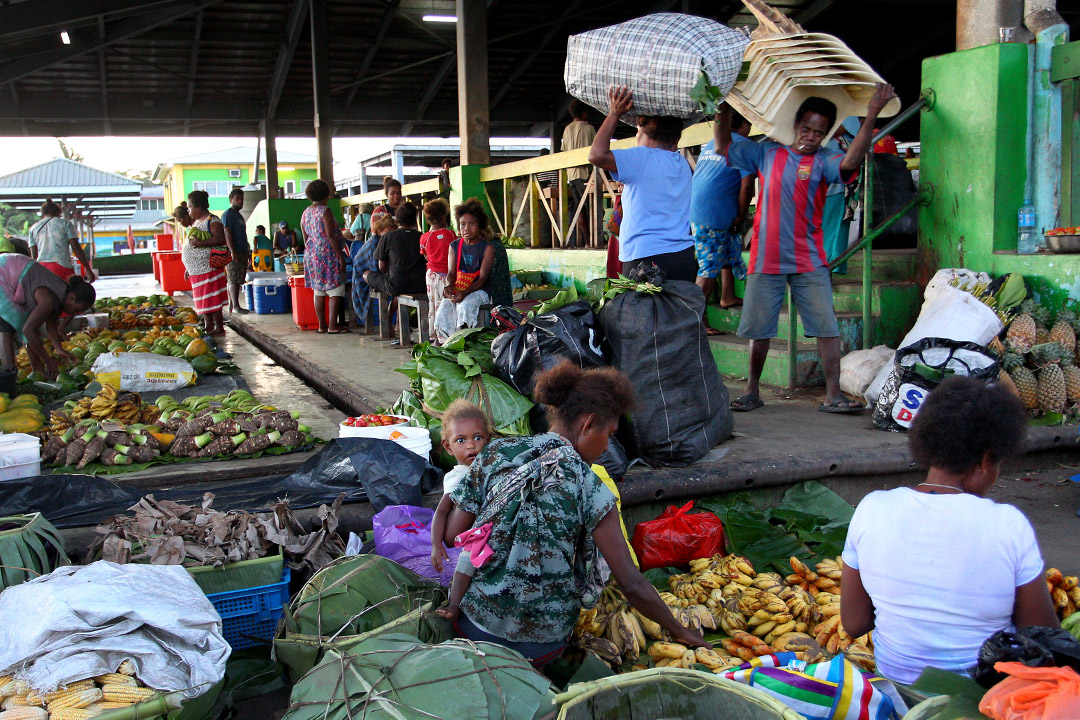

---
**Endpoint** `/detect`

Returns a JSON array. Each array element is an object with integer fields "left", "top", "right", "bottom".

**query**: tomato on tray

[{"left": 343, "top": 414, "right": 407, "bottom": 428}]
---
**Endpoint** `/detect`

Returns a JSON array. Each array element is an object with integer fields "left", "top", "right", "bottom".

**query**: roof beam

[
  {"left": 183, "top": 10, "right": 204, "bottom": 135},
  {"left": 7, "top": 82, "right": 28, "bottom": 137},
  {"left": 343, "top": 0, "right": 401, "bottom": 109},
  {"left": 0, "top": 0, "right": 225, "bottom": 86},
  {"left": 0, "top": 0, "right": 180, "bottom": 42},
  {"left": 97, "top": 16, "right": 111, "bottom": 135},
  {"left": 375, "top": 0, "right": 453, "bottom": 50},
  {"left": 399, "top": 54, "right": 456, "bottom": 136},
  {"left": 490, "top": 0, "right": 584, "bottom": 109},
  {"left": 267, "top": 0, "right": 309, "bottom": 119}
]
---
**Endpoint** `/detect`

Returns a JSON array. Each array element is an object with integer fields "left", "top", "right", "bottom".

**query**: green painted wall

[
  {"left": 247, "top": 198, "right": 346, "bottom": 251},
  {"left": 918, "top": 43, "right": 1029, "bottom": 282},
  {"left": 181, "top": 167, "right": 318, "bottom": 214},
  {"left": 505, "top": 248, "right": 606, "bottom": 291}
]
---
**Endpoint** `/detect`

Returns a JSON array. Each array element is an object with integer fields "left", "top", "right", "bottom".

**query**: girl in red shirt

[{"left": 420, "top": 199, "right": 455, "bottom": 344}]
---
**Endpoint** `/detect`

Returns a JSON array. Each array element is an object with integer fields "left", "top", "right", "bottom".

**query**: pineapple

[
  {"left": 1032, "top": 343, "right": 1067, "bottom": 413},
  {"left": 1049, "top": 308, "right": 1077, "bottom": 354},
  {"left": 1006, "top": 300, "right": 1038, "bottom": 352},
  {"left": 1003, "top": 352, "right": 1039, "bottom": 410},
  {"left": 1061, "top": 353, "right": 1080, "bottom": 403},
  {"left": 1033, "top": 304, "right": 1053, "bottom": 346},
  {"left": 997, "top": 368, "right": 1020, "bottom": 399}
]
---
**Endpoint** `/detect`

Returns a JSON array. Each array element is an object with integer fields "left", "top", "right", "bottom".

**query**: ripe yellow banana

[
  {"left": 648, "top": 641, "right": 688, "bottom": 659},
  {"left": 632, "top": 607, "right": 664, "bottom": 640}
]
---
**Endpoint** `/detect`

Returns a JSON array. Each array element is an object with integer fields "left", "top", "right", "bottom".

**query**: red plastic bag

[
  {"left": 630, "top": 501, "right": 725, "bottom": 571},
  {"left": 979, "top": 661, "right": 1080, "bottom": 720}
]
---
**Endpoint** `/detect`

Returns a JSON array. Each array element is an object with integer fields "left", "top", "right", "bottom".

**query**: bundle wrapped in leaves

[
  {"left": 391, "top": 328, "right": 532, "bottom": 466},
  {"left": 281, "top": 635, "right": 557, "bottom": 720},
  {"left": 273, "top": 554, "right": 451, "bottom": 681}
]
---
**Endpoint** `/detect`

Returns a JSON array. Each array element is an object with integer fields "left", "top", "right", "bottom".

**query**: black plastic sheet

[{"left": 0, "top": 439, "right": 441, "bottom": 528}]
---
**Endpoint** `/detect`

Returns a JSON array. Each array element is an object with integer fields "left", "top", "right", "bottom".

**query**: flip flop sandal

[
  {"left": 316, "top": 328, "right": 328, "bottom": 334},
  {"left": 719, "top": 301, "right": 743, "bottom": 309},
  {"left": 819, "top": 397, "right": 866, "bottom": 414},
  {"left": 706, "top": 327, "right": 723, "bottom": 336},
  {"left": 730, "top": 394, "right": 765, "bottom": 412},
  {"left": 327, "top": 328, "right": 350, "bottom": 334}
]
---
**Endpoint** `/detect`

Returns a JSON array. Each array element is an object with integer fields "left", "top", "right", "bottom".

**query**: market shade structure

[
  {"left": 0, "top": 158, "right": 142, "bottom": 220},
  {"left": 0, "top": 0, "right": 1013, "bottom": 140}
]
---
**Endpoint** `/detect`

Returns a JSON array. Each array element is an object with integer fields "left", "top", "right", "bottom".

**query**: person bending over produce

[
  {"left": 588, "top": 86, "right": 697, "bottom": 282},
  {"left": 441, "top": 362, "right": 708, "bottom": 666},
  {"left": 841, "top": 376, "right": 1057, "bottom": 685},
  {"left": 433, "top": 198, "right": 495, "bottom": 342},
  {"left": 0, "top": 253, "right": 95, "bottom": 378}
]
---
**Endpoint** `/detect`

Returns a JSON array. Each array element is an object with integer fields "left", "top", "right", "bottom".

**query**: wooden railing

[{"left": 339, "top": 122, "right": 715, "bottom": 244}]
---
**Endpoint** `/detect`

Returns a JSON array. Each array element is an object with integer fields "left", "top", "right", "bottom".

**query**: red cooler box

[
  {"left": 155, "top": 233, "right": 174, "bottom": 251},
  {"left": 158, "top": 251, "right": 191, "bottom": 295},
  {"left": 288, "top": 275, "right": 325, "bottom": 330}
]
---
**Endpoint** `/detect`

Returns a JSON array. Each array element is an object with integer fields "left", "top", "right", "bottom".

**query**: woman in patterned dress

[
  {"left": 300, "top": 179, "right": 348, "bottom": 333},
  {"left": 182, "top": 191, "right": 228, "bottom": 337}
]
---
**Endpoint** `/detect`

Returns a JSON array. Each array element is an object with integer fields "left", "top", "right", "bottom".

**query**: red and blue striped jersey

[{"left": 730, "top": 140, "right": 856, "bottom": 274}]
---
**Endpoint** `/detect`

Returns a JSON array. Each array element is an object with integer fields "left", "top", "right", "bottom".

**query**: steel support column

[
  {"left": 264, "top": 119, "right": 279, "bottom": 199},
  {"left": 456, "top": 0, "right": 490, "bottom": 166},
  {"left": 310, "top": 0, "right": 334, "bottom": 184}
]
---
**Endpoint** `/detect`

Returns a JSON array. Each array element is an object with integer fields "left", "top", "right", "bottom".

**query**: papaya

[
  {"left": 184, "top": 339, "right": 210, "bottom": 358},
  {"left": 9, "top": 394, "right": 40, "bottom": 408},
  {"left": 0, "top": 409, "right": 44, "bottom": 433},
  {"left": 190, "top": 354, "right": 217, "bottom": 375}
]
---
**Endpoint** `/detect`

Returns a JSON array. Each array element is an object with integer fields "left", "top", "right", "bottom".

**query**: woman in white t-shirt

[{"left": 841, "top": 376, "right": 1058, "bottom": 685}]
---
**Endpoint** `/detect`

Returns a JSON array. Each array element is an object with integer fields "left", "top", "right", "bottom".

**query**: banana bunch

[
  {"left": 844, "top": 643, "right": 876, "bottom": 672},
  {"left": 669, "top": 573, "right": 709, "bottom": 605},
  {"left": 772, "top": 632, "right": 826, "bottom": 662},
  {"left": 720, "top": 630, "right": 774, "bottom": 662},
  {"left": 50, "top": 409, "right": 74, "bottom": 434},
  {"left": 786, "top": 556, "right": 841, "bottom": 596},
  {"left": 571, "top": 585, "right": 648, "bottom": 667},
  {"left": 111, "top": 398, "right": 141, "bottom": 424},
  {"left": 778, "top": 585, "right": 819, "bottom": 628},
  {"left": 90, "top": 384, "right": 119, "bottom": 420},
  {"left": 812, "top": 615, "right": 871, "bottom": 656},
  {"left": 70, "top": 397, "right": 93, "bottom": 420},
  {"left": 690, "top": 553, "right": 756, "bottom": 585},
  {"left": 1046, "top": 568, "right": 1080, "bottom": 619},
  {"left": 648, "top": 642, "right": 742, "bottom": 672}
]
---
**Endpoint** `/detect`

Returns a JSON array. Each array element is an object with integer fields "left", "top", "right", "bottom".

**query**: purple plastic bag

[{"left": 372, "top": 504, "right": 460, "bottom": 586}]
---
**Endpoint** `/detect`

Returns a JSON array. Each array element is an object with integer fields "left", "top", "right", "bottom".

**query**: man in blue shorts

[
  {"left": 716, "top": 83, "right": 895, "bottom": 414},
  {"left": 690, "top": 110, "right": 756, "bottom": 330}
]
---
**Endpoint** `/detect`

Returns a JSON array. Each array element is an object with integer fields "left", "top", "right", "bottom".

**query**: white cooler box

[{"left": 0, "top": 433, "right": 41, "bottom": 481}]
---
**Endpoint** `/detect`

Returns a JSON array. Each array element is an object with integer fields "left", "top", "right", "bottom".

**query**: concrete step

[
  {"left": 707, "top": 305, "right": 865, "bottom": 350},
  {"left": 839, "top": 248, "right": 917, "bottom": 282},
  {"left": 708, "top": 334, "right": 824, "bottom": 388}
]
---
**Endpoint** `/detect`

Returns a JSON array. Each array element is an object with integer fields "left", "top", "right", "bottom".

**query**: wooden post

[
  {"left": 529, "top": 174, "right": 540, "bottom": 248},
  {"left": 558, "top": 168, "right": 569, "bottom": 247},
  {"left": 502, "top": 178, "right": 512, "bottom": 240},
  {"left": 264, "top": 120, "right": 279, "bottom": 199},
  {"left": 456, "top": 0, "right": 490, "bottom": 166},
  {"left": 310, "top": 0, "right": 334, "bottom": 185}
]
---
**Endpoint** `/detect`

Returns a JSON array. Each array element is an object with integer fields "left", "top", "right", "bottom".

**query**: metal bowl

[{"left": 1046, "top": 234, "right": 1080, "bottom": 253}]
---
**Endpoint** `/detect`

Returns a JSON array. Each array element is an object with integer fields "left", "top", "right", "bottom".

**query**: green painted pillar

[{"left": 450, "top": 164, "right": 488, "bottom": 211}]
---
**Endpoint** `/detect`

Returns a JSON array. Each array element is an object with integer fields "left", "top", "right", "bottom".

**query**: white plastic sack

[
  {"left": 0, "top": 562, "right": 229, "bottom": 697},
  {"left": 840, "top": 345, "right": 894, "bottom": 402},
  {"left": 864, "top": 286, "right": 1003, "bottom": 404},
  {"left": 565, "top": 13, "right": 748, "bottom": 120},
  {"left": 91, "top": 351, "right": 196, "bottom": 392}
]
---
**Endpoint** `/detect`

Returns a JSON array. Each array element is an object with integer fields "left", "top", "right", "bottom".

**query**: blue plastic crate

[{"left": 206, "top": 567, "right": 291, "bottom": 650}]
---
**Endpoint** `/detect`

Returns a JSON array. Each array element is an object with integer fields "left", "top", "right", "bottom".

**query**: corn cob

[
  {"left": 91, "top": 675, "right": 135, "bottom": 687},
  {"left": 0, "top": 708, "right": 48, "bottom": 720},
  {"left": 100, "top": 685, "right": 157, "bottom": 704},
  {"left": 0, "top": 697, "right": 32, "bottom": 711},
  {"left": 45, "top": 688, "right": 101, "bottom": 710},
  {"left": 46, "top": 709, "right": 101, "bottom": 720},
  {"left": 88, "top": 701, "right": 132, "bottom": 710},
  {"left": 116, "top": 661, "right": 136, "bottom": 677},
  {"left": 0, "top": 682, "right": 24, "bottom": 700}
]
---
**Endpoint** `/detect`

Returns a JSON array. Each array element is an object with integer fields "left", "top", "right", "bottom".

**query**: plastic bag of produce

[
  {"left": 598, "top": 269, "right": 732, "bottom": 466},
  {"left": 974, "top": 626, "right": 1080, "bottom": 688},
  {"left": 492, "top": 300, "right": 607, "bottom": 397},
  {"left": 91, "top": 351, "right": 196, "bottom": 392},
  {"left": 373, "top": 504, "right": 459, "bottom": 586},
  {"left": 865, "top": 285, "right": 1002, "bottom": 404},
  {"left": 978, "top": 662, "right": 1080, "bottom": 719},
  {"left": 281, "top": 635, "right": 556, "bottom": 720},
  {"left": 273, "top": 554, "right": 450, "bottom": 682},
  {"left": 565, "top": 13, "right": 748, "bottom": 121},
  {"left": 630, "top": 501, "right": 725, "bottom": 571},
  {"left": 839, "top": 345, "right": 894, "bottom": 402},
  {"left": 872, "top": 338, "right": 999, "bottom": 432}
]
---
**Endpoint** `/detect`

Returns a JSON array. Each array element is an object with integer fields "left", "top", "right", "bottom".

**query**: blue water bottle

[{"left": 1017, "top": 202, "right": 1038, "bottom": 254}]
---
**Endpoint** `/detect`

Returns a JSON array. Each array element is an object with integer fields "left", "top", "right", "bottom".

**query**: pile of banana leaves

[{"left": 389, "top": 329, "right": 531, "bottom": 467}]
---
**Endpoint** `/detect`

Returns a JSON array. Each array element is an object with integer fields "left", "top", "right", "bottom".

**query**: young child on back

[
  {"left": 419, "top": 199, "right": 455, "bottom": 344},
  {"left": 430, "top": 399, "right": 491, "bottom": 620}
]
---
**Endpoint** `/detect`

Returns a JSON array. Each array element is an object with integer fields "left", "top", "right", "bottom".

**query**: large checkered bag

[{"left": 564, "top": 13, "right": 748, "bottom": 121}]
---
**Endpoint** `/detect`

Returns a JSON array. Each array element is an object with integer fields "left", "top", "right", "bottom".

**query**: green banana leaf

[
  {"left": 281, "top": 635, "right": 556, "bottom": 720},
  {"left": 528, "top": 285, "right": 579, "bottom": 318}
]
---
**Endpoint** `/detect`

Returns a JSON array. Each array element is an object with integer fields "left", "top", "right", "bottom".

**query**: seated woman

[
  {"left": 841, "top": 376, "right": 1057, "bottom": 685},
  {"left": 443, "top": 362, "right": 708, "bottom": 666},
  {"left": 0, "top": 253, "right": 96, "bottom": 378},
  {"left": 434, "top": 198, "right": 495, "bottom": 342},
  {"left": 588, "top": 86, "right": 696, "bottom": 282}
]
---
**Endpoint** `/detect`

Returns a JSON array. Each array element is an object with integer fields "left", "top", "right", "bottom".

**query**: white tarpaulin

[{"left": 0, "top": 562, "right": 229, "bottom": 697}]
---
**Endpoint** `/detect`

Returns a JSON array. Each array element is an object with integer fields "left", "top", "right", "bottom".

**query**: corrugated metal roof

[
  {"left": 0, "top": 158, "right": 140, "bottom": 189},
  {"left": 95, "top": 209, "right": 169, "bottom": 232},
  {"left": 161, "top": 147, "right": 319, "bottom": 166}
]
